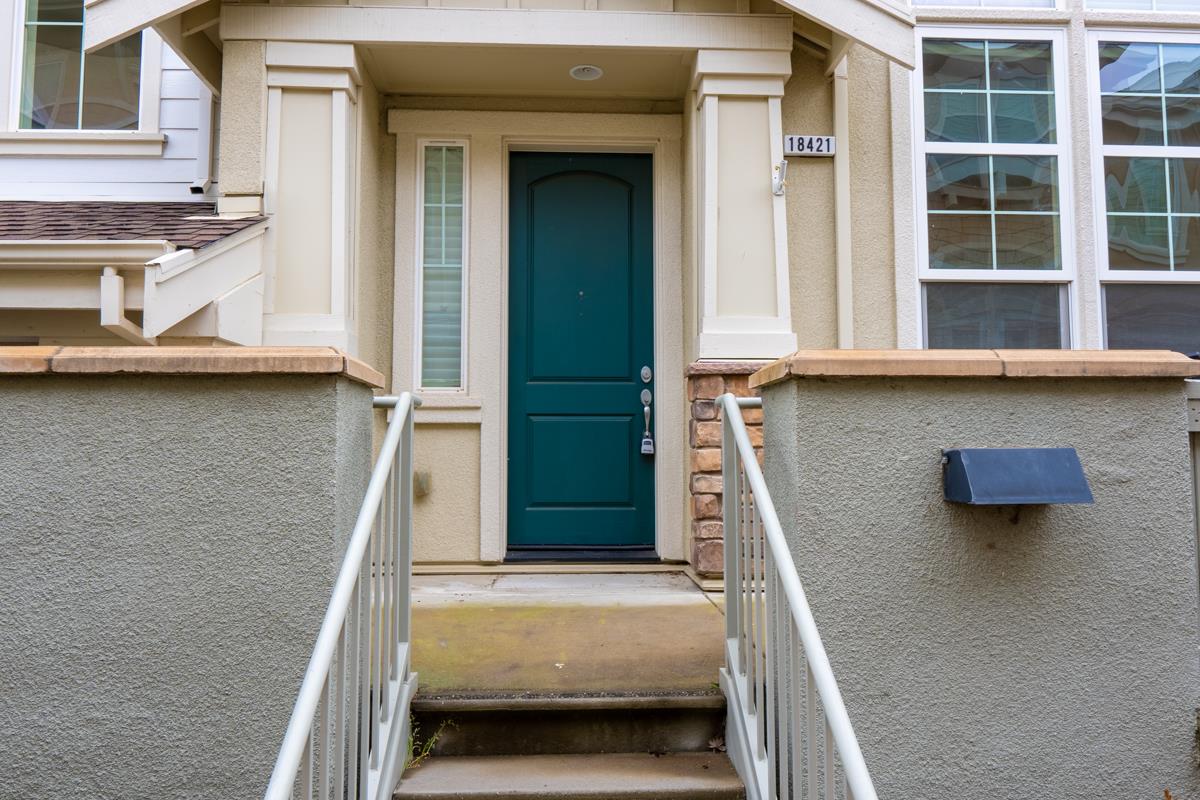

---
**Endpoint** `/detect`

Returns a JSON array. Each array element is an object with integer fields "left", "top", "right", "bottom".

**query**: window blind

[{"left": 420, "top": 145, "right": 465, "bottom": 389}]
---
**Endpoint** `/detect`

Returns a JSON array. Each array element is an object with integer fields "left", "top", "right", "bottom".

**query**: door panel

[{"left": 508, "top": 152, "right": 655, "bottom": 551}]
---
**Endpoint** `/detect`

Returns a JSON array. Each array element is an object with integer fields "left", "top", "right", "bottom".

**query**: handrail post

[{"left": 721, "top": 393, "right": 740, "bottom": 647}]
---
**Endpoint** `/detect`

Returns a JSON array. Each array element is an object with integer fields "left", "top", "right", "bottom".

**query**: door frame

[
  {"left": 500, "top": 132, "right": 684, "bottom": 561},
  {"left": 504, "top": 149, "right": 659, "bottom": 555},
  {"left": 389, "top": 110, "right": 685, "bottom": 563}
]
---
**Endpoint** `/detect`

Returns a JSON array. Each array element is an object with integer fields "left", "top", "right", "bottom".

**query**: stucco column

[
  {"left": 692, "top": 49, "right": 797, "bottom": 360},
  {"left": 247, "top": 42, "right": 362, "bottom": 351}
]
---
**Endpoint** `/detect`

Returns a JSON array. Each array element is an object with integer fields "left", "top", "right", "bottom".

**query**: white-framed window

[
  {"left": 17, "top": 0, "right": 142, "bottom": 130},
  {"left": 915, "top": 27, "right": 1076, "bottom": 349},
  {"left": 914, "top": 1, "right": 1057, "bottom": 8},
  {"left": 1087, "top": 1, "right": 1198, "bottom": 10},
  {"left": 1089, "top": 31, "right": 1200, "bottom": 353},
  {"left": 415, "top": 139, "right": 468, "bottom": 391}
]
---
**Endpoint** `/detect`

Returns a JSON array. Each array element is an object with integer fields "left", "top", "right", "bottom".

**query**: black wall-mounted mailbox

[{"left": 943, "top": 448, "right": 1094, "bottom": 505}]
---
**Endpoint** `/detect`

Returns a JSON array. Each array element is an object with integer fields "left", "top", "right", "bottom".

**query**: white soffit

[{"left": 778, "top": 0, "right": 915, "bottom": 69}]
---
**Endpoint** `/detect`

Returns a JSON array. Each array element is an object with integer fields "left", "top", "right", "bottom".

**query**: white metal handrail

[
  {"left": 718, "top": 393, "right": 877, "bottom": 800},
  {"left": 265, "top": 393, "right": 421, "bottom": 800}
]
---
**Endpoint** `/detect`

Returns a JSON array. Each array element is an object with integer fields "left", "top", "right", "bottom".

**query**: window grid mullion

[
  {"left": 988, "top": 154, "right": 998, "bottom": 271},
  {"left": 984, "top": 40, "right": 995, "bottom": 146}
]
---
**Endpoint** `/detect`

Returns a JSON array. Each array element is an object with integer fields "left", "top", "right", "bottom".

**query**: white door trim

[{"left": 389, "top": 110, "right": 685, "bottom": 563}]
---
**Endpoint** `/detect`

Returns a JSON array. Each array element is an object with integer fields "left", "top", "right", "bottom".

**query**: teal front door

[{"left": 507, "top": 152, "right": 655, "bottom": 555}]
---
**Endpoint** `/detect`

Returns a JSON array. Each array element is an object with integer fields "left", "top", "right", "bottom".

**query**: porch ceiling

[{"left": 365, "top": 45, "right": 691, "bottom": 100}]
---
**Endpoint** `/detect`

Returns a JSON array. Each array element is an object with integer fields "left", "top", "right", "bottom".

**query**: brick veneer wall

[{"left": 687, "top": 361, "right": 766, "bottom": 576}]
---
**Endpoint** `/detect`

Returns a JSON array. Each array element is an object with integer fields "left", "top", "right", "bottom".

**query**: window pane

[
  {"left": 26, "top": 0, "right": 81, "bottom": 22},
  {"left": 924, "top": 92, "right": 987, "bottom": 143},
  {"left": 1106, "top": 283, "right": 1200, "bottom": 353},
  {"left": 929, "top": 214, "right": 993, "bottom": 269},
  {"left": 1166, "top": 96, "right": 1200, "bottom": 147},
  {"left": 443, "top": 147, "right": 464, "bottom": 204},
  {"left": 1171, "top": 159, "right": 1200, "bottom": 214},
  {"left": 20, "top": 23, "right": 81, "bottom": 129},
  {"left": 423, "top": 206, "right": 444, "bottom": 265},
  {"left": 924, "top": 41, "right": 987, "bottom": 90},
  {"left": 992, "top": 92, "right": 1055, "bottom": 144},
  {"left": 915, "top": 0, "right": 1056, "bottom": 6},
  {"left": 1105, "top": 157, "right": 1168, "bottom": 214},
  {"left": 927, "top": 154, "right": 990, "bottom": 211},
  {"left": 1089, "top": 0, "right": 1154, "bottom": 8},
  {"left": 80, "top": 35, "right": 141, "bottom": 131},
  {"left": 1102, "top": 95, "right": 1165, "bottom": 146},
  {"left": 1108, "top": 215, "right": 1171, "bottom": 269},
  {"left": 993, "top": 155, "right": 1058, "bottom": 212},
  {"left": 421, "top": 145, "right": 465, "bottom": 389},
  {"left": 1162, "top": 44, "right": 1200, "bottom": 94},
  {"left": 989, "top": 41, "right": 1053, "bottom": 92},
  {"left": 926, "top": 283, "right": 1063, "bottom": 349},
  {"left": 995, "top": 215, "right": 1060, "bottom": 269},
  {"left": 1099, "top": 43, "right": 1161, "bottom": 94},
  {"left": 1174, "top": 217, "right": 1200, "bottom": 271}
]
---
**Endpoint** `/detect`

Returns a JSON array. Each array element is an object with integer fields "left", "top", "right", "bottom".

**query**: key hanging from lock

[{"left": 640, "top": 388, "right": 655, "bottom": 455}]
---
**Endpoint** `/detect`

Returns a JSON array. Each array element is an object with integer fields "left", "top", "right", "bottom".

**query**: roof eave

[
  {"left": 777, "top": 0, "right": 916, "bottom": 69},
  {"left": 0, "top": 240, "right": 176, "bottom": 267}
]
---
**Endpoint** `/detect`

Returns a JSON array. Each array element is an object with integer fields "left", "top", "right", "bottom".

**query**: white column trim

[
  {"left": 693, "top": 48, "right": 797, "bottom": 360},
  {"left": 260, "top": 46, "right": 362, "bottom": 352}
]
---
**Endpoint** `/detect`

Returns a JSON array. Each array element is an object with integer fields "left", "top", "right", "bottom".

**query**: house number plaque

[{"left": 784, "top": 135, "right": 836, "bottom": 157}]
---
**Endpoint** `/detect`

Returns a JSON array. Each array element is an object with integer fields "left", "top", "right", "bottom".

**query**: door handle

[{"left": 640, "top": 389, "right": 654, "bottom": 455}]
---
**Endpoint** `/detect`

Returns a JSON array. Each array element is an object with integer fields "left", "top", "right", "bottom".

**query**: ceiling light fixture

[{"left": 569, "top": 64, "right": 604, "bottom": 81}]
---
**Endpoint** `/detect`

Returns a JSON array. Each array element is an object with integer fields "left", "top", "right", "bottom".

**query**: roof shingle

[{"left": 0, "top": 201, "right": 265, "bottom": 250}]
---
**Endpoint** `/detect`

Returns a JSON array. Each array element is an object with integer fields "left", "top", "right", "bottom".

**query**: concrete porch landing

[{"left": 411, "top": 573, "right": 725, "bottom": 696}]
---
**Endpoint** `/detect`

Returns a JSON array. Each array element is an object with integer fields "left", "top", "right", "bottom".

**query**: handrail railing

[
  {"left": 265, "top": 393, "right": 421, "bottom": 800},
  {"left": 718, "top": 393, "right": 877, "bottom": 800}
]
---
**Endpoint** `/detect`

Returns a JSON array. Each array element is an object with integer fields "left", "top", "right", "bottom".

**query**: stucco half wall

[
  {"left": 0, "top": 347, "right": 381, "bottom": 800},
  {"left": 753, "top": 350, "right": 1200, "bottom": 798}
]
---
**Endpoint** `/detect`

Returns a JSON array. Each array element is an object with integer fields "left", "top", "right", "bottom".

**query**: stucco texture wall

[
  {"left": 0, "top": 373, "right": 372, "bottom": 800},
  {"left": 781, "top": 44, "right": 897, "bottom": 349},
  {"left": 218, "top": 41, "right": 267, "bottom": 198},
  {"left": 413, "top": 423, "right": 482, "bottom": 562},
  {"left": 356, "top": 75, "right": 396, "bottom": 394},
  {"left": 763, "top": 375, "right": 1200, "bottom": 797}
]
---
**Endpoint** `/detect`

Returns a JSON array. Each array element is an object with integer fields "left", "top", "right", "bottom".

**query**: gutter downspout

[
  {"left": 832, "top": 54, "right": 854, "bottom": 349},
  {"left": 100, "top": 266, "right": 157, "bottom": 345}
]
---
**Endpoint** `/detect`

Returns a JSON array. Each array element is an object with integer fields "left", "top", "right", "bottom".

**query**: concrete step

[
  {"left": 393, "top": 753, "right": 746, "bottom": 800},
  {"left": 411, "top": 692, "right": 726, "bottom": 757}
]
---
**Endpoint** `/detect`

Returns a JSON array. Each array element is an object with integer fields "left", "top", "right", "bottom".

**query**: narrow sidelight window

[
  {"left": 1093, "top": 35, "right": 1200, "bottom": 352},
  {"left": 417, "top": 142, "right": 467, "bottom": 390},
  {"left": 917, "top": 31, "right": 1073, "bottom": 348},
  {"left": 19, "top": 0, "right": 142, "bottom": 130}
]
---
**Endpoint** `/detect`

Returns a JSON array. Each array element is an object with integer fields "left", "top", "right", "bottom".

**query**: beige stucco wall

[
  {"left": 847, "top": 46, "right": 899, "bottom": 348},
  {"left": 356, "top": 74, "right": 396, "bottom": 391},
  {"left": 413, "top": 424, "right": 482, "bottom": 562},
  {"left": 218, "top": 41, "right": 267, "bottom": 198},
  {"left": 781, "top": 46, "right": 837, "bottom": 349},
  {"left": 780, "top": 42, "right": 899, "bottom": 350}
]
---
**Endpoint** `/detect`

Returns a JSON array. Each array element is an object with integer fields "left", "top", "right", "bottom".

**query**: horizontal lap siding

[{"left": 0, "top": 41, "right": 212, "bottom": 202}]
